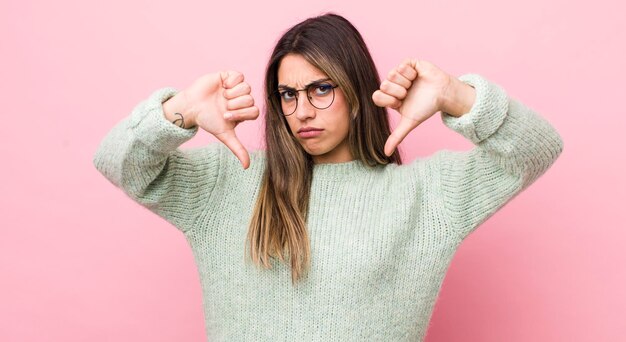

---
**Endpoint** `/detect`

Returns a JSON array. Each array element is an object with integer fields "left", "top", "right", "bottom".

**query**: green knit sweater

[{"left": 93, "top": 73, "right": 564, "bottom": 341}]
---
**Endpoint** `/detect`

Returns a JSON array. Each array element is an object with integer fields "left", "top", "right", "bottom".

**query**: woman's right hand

[{"left": 180, "top": 71, "right": 259, "bottom": 169}]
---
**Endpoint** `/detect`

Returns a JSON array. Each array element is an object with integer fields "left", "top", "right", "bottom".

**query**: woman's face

[{"left": 277, "top": 53, "right": 353, "bottom": 164}]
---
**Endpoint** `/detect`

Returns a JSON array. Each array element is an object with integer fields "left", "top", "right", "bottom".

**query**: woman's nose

[{"left": 294, "top": 95, "right": 316, "bottom": 120}]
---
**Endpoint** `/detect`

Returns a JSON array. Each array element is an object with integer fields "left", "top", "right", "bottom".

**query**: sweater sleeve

[
  {"left": 92, "top": 87, "right": 223, "bottom": 233},
  {"left": 432, "top": 73, "right": 564, "bottom": 240}
]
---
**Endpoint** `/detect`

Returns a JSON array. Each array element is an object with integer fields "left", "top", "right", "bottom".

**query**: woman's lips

[{"left": 298, "top": 129, "right": 324, "bottom": 138}]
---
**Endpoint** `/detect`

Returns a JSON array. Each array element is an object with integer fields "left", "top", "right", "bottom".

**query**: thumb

[
  {"left": 214, "top": 129, "right": 250, "bottom": 169},
  {"left": 384, "top": 115, "right": 421, "bottom": 156}
]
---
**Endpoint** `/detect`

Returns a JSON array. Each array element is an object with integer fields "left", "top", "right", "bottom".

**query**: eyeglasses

[{"left": 268, "top": 79, "right": 339, "bottom": 116}]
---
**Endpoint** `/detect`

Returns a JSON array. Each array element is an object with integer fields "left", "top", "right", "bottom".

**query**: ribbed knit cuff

[
  {"left": 440, "top": 74, "right": 509, "bottom": 145},
  {"left": 129, "top": 87, "right": 199, "bottom": 153}
]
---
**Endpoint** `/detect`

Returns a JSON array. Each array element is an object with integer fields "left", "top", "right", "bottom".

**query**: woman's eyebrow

[{"left": 278, "top": 77, "right": 331, "bottom": 89}]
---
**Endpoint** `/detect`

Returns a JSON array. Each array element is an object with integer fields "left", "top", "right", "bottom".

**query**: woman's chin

[{"left": 300, "top": 142, "right": 326, "bottom": 155}]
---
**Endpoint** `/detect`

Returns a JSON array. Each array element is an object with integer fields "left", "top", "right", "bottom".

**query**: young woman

[{"left": 93, "top": 12, "right": 563, "bottom": 342}]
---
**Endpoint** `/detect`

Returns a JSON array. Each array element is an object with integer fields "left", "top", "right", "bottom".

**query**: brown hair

[{"left": 246, "top": 12, "right": 403, "bottom": 285}]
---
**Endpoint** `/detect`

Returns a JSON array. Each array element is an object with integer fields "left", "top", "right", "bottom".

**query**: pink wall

[{"left": 1, "top": 0, "right": 623, "bottom": 341}]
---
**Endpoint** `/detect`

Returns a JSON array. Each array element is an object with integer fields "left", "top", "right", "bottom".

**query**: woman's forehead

[{"left": 277, "top": 54, "right": 328, "bottom": 88}]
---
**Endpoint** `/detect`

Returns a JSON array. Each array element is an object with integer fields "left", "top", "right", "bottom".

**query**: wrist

[
  {"left": 163, "top": 91, "right": 197, "bottom": 129},
  {"left": 439, "top": 77, "right": 476, "bottom": 118}
]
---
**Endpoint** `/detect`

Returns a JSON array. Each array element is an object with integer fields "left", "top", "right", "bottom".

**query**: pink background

[{"left": 1, "top": 0, "right": 624, "bottom": 341}]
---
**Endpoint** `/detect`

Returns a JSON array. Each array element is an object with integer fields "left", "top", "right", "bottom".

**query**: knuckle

[
  {"left": 226, "top": 89, "right": 236, "bottom": 99},
  {"left": 246, "top": 95, "right": 254, "bottom": 105},
  {"left": 380, "top": 81, "right": 389, "bottom": 91},
  {"left": 229, "top": 71, "right": 244, "bottom": 84}
]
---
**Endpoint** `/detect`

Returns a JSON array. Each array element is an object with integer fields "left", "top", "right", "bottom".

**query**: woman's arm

[
  {"left": 92, "top": 87, "right": 223, "bottom": 233},
  {"left": 432, "top": 74, "right": 564, "bottom": 239}
]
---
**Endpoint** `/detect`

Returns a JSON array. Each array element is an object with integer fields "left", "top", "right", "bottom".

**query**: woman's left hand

[{"left": 372, "top": 58, "right": 453, "bottom": 156}]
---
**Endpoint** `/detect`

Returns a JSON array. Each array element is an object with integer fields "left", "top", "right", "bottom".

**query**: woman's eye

[
  {"left": 314, "top": 84, "right": 332, "bottom": 95},
  {"left": 280, "top": 90, "right": 295, "bottom": 101}
]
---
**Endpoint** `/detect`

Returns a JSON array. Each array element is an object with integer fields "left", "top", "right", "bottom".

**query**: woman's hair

[{"left": 246, "top": 12, "right": 403, "bottom": 285}]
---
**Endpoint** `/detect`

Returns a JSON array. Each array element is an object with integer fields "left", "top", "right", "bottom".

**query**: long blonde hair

[{"left": 246, "top": 12, "right": 403, "bottom": 285}]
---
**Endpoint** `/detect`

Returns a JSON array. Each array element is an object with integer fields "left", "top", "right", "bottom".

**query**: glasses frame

[{"left": 268, "top": 80, "right": 340, "bottom": 116}]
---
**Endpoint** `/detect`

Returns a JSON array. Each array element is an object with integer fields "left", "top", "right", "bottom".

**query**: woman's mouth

[{"left": 298, "top": 128, "right": 324, "bottom": 138}]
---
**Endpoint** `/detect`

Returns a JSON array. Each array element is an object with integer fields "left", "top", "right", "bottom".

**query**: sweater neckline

[{"left": 311, "top": 159, "right": 377, "bottom": 180}]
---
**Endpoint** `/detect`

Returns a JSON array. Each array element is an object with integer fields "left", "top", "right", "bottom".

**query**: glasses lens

[
  {"left": 308, "top": 83, "right": 335, "bottom": 110},
  {"left": 278, "top": 89, "right": 297, "bottom": 115}
]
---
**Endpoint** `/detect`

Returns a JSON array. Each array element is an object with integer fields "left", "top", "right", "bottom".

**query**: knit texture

[{"left": 93, "top": 73, "right": 564, "bottom": 341}]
